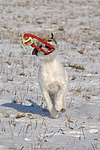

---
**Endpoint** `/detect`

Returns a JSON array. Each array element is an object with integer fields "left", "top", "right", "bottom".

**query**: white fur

[{"left": 37, "top": 47, "right": 68, "bottom": 118}]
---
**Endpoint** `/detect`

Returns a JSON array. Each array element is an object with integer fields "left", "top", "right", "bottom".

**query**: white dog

[{"left": 32, "top": 33, "right": 68, "bottom": 118}]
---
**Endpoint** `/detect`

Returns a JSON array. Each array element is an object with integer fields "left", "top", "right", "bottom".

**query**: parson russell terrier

[{"left": 32, "top": 33, "right": 68, "bottom": 118}]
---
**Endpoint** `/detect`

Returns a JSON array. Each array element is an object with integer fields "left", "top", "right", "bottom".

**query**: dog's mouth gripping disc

[{"left": 22, "top": 33, "right": 55, "bottom": 54}]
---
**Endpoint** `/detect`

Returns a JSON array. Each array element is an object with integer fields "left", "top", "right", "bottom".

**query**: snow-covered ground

[{"left": 0, "top": 0, "right": 100, "bottom": 149}]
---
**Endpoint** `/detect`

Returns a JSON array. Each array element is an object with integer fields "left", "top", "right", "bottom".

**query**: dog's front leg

[
  {"left": 55, "top": 85, "right": 67, "bottom": 112},
  {"left": 42, "top": 88, "right": 59, "bottom": 118}
]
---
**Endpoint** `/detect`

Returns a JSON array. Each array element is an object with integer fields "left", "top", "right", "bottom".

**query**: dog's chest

[
  {"left": 38, "top": 58, "right": 62, "bottom": 85},
  {"left": 39, "top": 61, "right": 57, "bottom": 81}
]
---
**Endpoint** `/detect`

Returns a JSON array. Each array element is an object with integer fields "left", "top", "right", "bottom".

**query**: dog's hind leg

[{"left": 42, "top": 88, "right": 59, "bottom": 118}]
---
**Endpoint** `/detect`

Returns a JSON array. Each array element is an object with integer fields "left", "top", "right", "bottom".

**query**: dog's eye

[
  {"left": 48, "top": 39, "right": 57, "bottom": 44},
  {"left": 48, "top": 39, "right": 52, "bottom": 42}
]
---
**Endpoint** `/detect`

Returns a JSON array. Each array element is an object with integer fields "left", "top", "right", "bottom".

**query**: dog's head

[{"left": 32, "top": 33, "right": 57, "bottom": 56}]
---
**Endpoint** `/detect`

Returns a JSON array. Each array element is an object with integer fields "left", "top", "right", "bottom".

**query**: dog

[{"left": 32, "top": 33, "right": 68, "bottom": 118}]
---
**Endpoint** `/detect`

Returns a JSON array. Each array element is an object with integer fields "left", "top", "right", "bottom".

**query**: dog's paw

[
  {"left": 55, "top": 104, "right": 62, "bottom": 112},
  {"left": 55, "top": 104, "right": 66, "bottom": 113},
  {"left": 50, "top": 108, "right": 59, "bottom": 118}
]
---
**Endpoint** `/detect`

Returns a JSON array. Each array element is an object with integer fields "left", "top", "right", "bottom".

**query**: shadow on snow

[{"left": 1, "top": 99, "right": 50, "bottom": 118}]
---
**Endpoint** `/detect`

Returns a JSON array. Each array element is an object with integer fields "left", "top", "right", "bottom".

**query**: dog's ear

[
  {"left": 51, "top": 33, "right": 57, "bottom": 44},
  {"left": 51, "top": 33, "right": 54, "bottom": 39}
]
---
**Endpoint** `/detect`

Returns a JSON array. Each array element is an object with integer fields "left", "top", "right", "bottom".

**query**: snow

[{"left": 0, "top": 0, "right": 100, "bottom": 149}]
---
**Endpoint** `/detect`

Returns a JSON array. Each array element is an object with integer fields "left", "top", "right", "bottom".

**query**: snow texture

[{"left": 0, "top": 0, "right": 100, "bottom": 149}]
